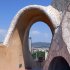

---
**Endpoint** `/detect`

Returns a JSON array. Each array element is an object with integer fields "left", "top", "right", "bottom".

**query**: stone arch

[
  {"left": 48, "top": 56, "right": 70, "bottom": 70},
  {"left": 3, "top": 5, "right": 61, "bottom": 69},
  {"left": 4, "top": 5, "right": 61, "bottom": 45}
]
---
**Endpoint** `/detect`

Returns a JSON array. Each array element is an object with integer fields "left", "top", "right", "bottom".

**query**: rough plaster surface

[
  {"left": 43, "top": 26, "right": 70, "bottom": 70},
  {"left": 52, "top": 0, "right": 70, "bottom": 12},
  {"left": 62, "top": 11, "right": 70, "bottom": 54}
]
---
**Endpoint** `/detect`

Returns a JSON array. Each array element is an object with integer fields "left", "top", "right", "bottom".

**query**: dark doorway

[{"left": 48, "top": 56, "right": 70, "bottom": 70}]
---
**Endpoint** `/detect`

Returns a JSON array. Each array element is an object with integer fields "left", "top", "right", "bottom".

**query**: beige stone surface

[{"left": 51, "top": 0, "right": 69, "bottom": 12}]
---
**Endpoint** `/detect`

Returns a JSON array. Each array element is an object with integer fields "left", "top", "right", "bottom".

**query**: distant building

[
  {"left": 28, "top": 37, "right": 32, "bottom": 52},
  {"left": 32, "top": 47, "right": 49, "bottom": 60},
  {"left": 28, "top": 37, "right": 50, "bottom": 60},
  {"left": 31, "top": 47, "right": 49, "bottom": 53}
]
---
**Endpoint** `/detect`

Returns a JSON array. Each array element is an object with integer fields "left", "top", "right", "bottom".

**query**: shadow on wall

[{"left": 48, "top": 56, "right": 70, "bottom": 70}]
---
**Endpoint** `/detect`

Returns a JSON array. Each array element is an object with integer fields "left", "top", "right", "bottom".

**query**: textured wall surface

[
  {"left": 51, "top": 0, "right": 70, "bottom": 12},
  {"left": 44, "top": 3, "right": 70, "bottom": 70}
]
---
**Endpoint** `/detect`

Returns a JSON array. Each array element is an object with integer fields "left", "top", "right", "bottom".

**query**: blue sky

[
  {"left": 29, "top": 22, "right": 52, "bottom": 43},
  {"left": 0, "top": 0, "right": 52, "bottom": 42}
]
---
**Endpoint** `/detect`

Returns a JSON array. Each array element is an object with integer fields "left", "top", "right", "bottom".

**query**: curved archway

[
  {"left": 3, "top": 5, "right": 61, "bottom": 69},
  {"left": 48, "top": 56, "right": 70, "bottom": 70},
  {"left": 22, "top": 6, "right": 57, "bottom": 68},
  {"left": 29, "top": 21, "right": 52, "bottom": 56},
  {"left": 29, "top": 21, "right": 53, "bottom": 69},
  {"left": 4, "top": 5, "right": 61, "bottom": 45}
]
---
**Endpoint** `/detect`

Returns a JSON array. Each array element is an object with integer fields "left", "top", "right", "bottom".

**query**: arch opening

[
  {"left": 15, "top": 6, "right": 56, "bottom": 70},
  {"left": 21, "top": 7, "right": 54, "bottom": 69},
  {"left": 48, "top": 56, "right": 70, "bottom": 70},
  {"left": 28, "top": 21, "right": 53, "bottom": 69},
  {"left": 29, "top": 21, "right": 52, "bottom": 59}
]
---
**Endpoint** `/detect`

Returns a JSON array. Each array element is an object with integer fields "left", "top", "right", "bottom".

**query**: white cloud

[
  {"left": 0, "top": 29, "right": 5, "bottom": 33},
  {"left": 30, "top": 30, "right": 49, "bottom": 37},
  {"left": 44, "top": 33, "right": 48, "bottom": 38},
  {"left": 0, "top": 29, "right": 6, "bottom": 35},
  {"left": 0, "top": 29, "right": 7, "bottom": 42},
  {"left": 31, "top": 30, "right": 40, "bottom": 35},
  {"left": 29, "top": 30, "right": 52, "bottom": 43}
]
